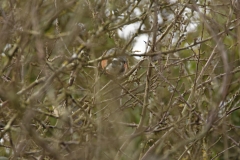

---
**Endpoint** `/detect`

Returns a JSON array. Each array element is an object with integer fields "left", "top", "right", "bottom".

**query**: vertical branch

[
  {"left": 181, "top": 43, "right": 218, "bottom": 115},
  {"left": 136, "top": 58, "right": 151, "bottom": 131}
]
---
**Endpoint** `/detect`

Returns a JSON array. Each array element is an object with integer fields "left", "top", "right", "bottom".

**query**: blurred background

[{"left": 0, "top": 0, "right": 240, "bottom": 159}]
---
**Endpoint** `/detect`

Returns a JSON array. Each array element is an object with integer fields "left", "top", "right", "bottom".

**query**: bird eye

[{"left": 112, "top": 60, "right": 121, "bottom": 66}]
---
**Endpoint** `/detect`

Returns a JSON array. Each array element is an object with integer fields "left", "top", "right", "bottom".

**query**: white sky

[
  {"left": 117, "top": 7, "right": 149, "bottom": 56},
  {"left": 117, "top": 2, "right": 198, "bottom": 57},
  {"left": 117, "top": 22, "right": 149, "bottom": 55}
]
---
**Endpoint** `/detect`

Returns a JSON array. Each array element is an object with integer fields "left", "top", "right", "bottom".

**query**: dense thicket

[{"left": 0, "top": 0, "right": 240, "bottom": 159}]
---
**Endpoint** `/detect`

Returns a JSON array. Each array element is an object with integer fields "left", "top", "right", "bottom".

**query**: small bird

[{"left": 100, "top": 48, "right": 128, "bottom": 76}]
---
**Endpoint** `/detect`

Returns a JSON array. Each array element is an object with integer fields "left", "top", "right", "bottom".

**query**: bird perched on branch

[{"left": 100, "top": 48, "right": 128, "bottom": 76}]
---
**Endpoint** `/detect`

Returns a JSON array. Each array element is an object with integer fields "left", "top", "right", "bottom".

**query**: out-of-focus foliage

[{"left": 0, "top": 0, "right": 240, "bottom": 159}]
